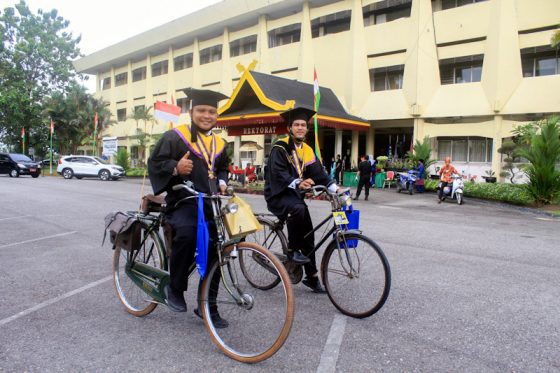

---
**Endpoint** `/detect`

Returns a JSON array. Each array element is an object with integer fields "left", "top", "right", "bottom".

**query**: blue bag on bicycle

[
  {"left": 340, "top": 208, "right": 359, "bottom": 249},
  {"left": 196, "top": 193, "right": 209, "bottom": 278}
]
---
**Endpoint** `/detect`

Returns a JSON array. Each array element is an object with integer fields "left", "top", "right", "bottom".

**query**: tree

[
  {"left": 406, "top": 136, "right": 436, "bottom": 178},
  {"left": 518, "top": 117, "right": 560, "bottom": 206},
  {"left": 498, "top": 140, "right": 524, "bottom": 184},
  {"left": 0, "top": 1, "right": 82, "bottom": 153},
  {"left": 127, "top": 105, "right": 154, "bottom": 167},
  {"left": 43, "top": 84, "right": 113, "bottom": 155}
]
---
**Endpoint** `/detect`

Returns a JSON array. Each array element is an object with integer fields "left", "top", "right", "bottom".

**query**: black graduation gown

[
  {"left": 264, "top": 138, "right": 333, "bottom": 220},
  {"left": 148, "top": 128, "right": 229, "bottom": 223}
]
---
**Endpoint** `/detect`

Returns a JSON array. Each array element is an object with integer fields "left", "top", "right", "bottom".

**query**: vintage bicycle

[
  {"left": 244, "top": 185, "right": 391, "bottom": 319},
  {"left": 109, "top": 182, "right": 294, "bottom": 363}
]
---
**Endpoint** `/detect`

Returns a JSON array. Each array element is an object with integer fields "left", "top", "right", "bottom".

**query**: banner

[{"left": 102, "top": 137, "right": 118, "bottom": 156}]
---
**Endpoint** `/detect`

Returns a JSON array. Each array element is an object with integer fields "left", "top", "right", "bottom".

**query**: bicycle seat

[{"left": 140, "top": 194, "right": 166, "bottom": 213}]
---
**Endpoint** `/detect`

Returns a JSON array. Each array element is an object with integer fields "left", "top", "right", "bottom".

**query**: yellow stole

[
  {"left": 174, "top": 124, "right": 225, "bottom": 176},
  {"left": 278, "top": 137, "right": 316, "bottom": 178}
]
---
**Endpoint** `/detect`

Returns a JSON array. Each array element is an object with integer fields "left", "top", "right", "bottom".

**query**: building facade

[{"left": 74, "top": 0, "right": 560, "bottom": 180}]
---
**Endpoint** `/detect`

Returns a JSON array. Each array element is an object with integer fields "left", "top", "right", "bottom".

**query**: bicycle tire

[
  {"left": 112, "top": 222, "right": 166, "bottom": 317},
  {"left": 240, "top": 217, "right": 287, "bottom": 290},
  {"left": 321, "top": 233, "right": 391, "bottom": 318},
  {"left": 200, "top": 241, "right": 294, "bottom": 363}
]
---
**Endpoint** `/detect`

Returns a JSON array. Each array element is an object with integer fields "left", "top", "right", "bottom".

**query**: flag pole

[
  {"left": 313, "top": 67, "right": 322, "bottom": 163},
  {"left": 50, "top": 119, "right": 54, "bottom": 175}
]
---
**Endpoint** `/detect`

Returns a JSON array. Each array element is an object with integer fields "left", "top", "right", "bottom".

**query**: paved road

[{"left": 1, "top": 175, "right": 559, "bottom": 372}]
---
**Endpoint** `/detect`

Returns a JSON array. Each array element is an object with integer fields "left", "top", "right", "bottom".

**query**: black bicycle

[{"left": 243, "top": 185, "right": 391, "bottom": 319}]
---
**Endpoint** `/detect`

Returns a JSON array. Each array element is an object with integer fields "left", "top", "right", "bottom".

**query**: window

[
  {"left": 174, "top": 53, "right": 193, "bottom": 71},
  {"left": 437, "top": 137, "right": 493, "bottom": 162},
  {"left": 268, "top": 23, "right": 301, "bottom": 48},
  {"left": 176, "top": 97, "right": 189, "bottom": 113},
  {"left": 101, "top": 77, "right": 111, "bottom": 90},
  {"left": 132, "top": 67, "right": 147, "bottom": 82},
  {"left": 363, "top": 1, "right": 411, "bottom": 26},
  {"left": 369, "top": 65, "right": 404, "bottom": 91},
  {"left": 521, "top": 46, "right": 559, "bottom": 77},
  {"left": 151, "top": 60, "right": 168, "bottom": 77},
  {"left": 311, "top": 10, "right": 351, "bottom": 38},
  {"left": 117, "top": 108, "right": 127, "bottom": 122},
  {"left": 441, "top": 0, "right": 487, "bottom": 10},
  {"left": 230, "top": 35, "right": 257, "bottom": 57},
  {"left": 115, "top": 72, "right": 127, "bottom": 87},
  {"left": 134, "top": 105, "right": 145, "bottom": 114},
  {"left": 200, "top": 45, "right": 222, "bottom": 65},
  {"left": 440, "top": 54, "right": 483, "bottom": 84}
]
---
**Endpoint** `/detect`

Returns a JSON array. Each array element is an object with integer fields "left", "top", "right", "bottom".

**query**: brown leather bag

[{"left": 103, "top": 211, "right": 141, "bottom": 251}]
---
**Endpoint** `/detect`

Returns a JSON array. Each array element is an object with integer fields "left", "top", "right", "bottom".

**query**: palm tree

[{"left": 127, "top": 105, "right": 154, "bottom": 166}]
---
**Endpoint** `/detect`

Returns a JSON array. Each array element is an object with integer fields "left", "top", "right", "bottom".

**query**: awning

[
  {"left": 240, "top": 141, "right": 263, "bottom": 151},
  {"left": 218, "top": 68, "right": 370, "bottom": 134}
]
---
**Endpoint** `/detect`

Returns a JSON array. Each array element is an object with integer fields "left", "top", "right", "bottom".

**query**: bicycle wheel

[
  {"left": 321, "top": 233, "right": 391, "bottom": 318},
  {"left": 200, "top": 241, "right": 294, "bottom": 363},
  {"left": 112, "top": 223, "right": 166, "bottom": 317},
  {"left": 240, "top": 217, "right": 287, "bottom": 290}
]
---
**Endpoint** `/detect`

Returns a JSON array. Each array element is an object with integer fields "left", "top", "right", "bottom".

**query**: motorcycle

[
  {"left": 437, "top": 174, "right": 464, "bottom": 205},
  {"left": 396, "top": 170, "right": 418, "bottom": 195}
]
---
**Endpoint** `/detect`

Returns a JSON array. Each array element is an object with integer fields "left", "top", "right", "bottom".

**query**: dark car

[{"left": 0, "top": 153, "right": 42, "bottom": 178}]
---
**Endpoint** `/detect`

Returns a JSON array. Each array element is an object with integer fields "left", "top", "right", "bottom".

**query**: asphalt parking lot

[{"left": 1, "top": 175, "right": 559, "bottom": 372}]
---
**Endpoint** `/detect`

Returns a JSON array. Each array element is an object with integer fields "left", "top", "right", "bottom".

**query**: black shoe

[
  {"left": 302, "top": 277, "right": 326, "bottom": 294},
  {"left": 365, "top": 196, "right": 369, "bottom": 201},
  {"left": 194, "top": 308, "right": 229, "bottom": 329},
  {"left": 164, "top": 285, "right": 187, "bottom": 312},
  {"left": 288, "top": 251, "right": 310, "bottom": 265}
]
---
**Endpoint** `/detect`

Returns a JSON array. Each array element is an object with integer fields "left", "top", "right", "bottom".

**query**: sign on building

[{"left": 102, "top": 137, "right": 118, "bottom": 156}]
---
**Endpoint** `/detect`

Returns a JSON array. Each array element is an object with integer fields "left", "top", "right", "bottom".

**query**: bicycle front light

[{"left": 223, "top": 203, "right": 239, "bottom": 215}]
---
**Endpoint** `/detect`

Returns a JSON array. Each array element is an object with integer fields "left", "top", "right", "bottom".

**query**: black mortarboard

[
  {"left": 280, "top": 107, "right": 316, "bottom": 126},
  {"left": 182, "top": 87, "right": 229, "bottom": 141},
  {"left": 183, "top": 87, "right": 229, "bottom": 108}
]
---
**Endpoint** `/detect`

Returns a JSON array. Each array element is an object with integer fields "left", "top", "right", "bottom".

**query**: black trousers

[
  {"left": 166, "top": 205, "right": 219, "bottom": 297},
  {"left": 438, "top": 181, "right": 450, "bottom": 200},
  {"left": 355, "top": 176, "right": 371, "bottom": 198},
  {"left": 286, "top": 202, "right": 318, "bottom": 277}
]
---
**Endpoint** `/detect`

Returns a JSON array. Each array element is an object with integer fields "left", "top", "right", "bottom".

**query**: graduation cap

[
  {"left": 182, "top": 87, "right": 229, "bottom": 141},
  {"left": 182, "top": 87, "right": 228, "bottom": 108},
  {"left": 280, "top": 107, "right": 316, "bottom": 126}
]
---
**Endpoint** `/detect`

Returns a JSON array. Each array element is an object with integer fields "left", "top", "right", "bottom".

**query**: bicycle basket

[
  {"left": 336, "top": 209, "right": 360, "bottom": 249},
  {"left": 223, "top": 195, "right": 262, "bottom": 238},
  {"left": 103, "top": 211, "right": 141, "bottom": 251}
]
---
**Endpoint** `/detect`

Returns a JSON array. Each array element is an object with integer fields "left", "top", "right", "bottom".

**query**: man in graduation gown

[
  {"left": 148, "top": 87, "right": 229, "bottom": 327},
  {"left": 264, "top": 107, "right": 339, "bottom": 293}
]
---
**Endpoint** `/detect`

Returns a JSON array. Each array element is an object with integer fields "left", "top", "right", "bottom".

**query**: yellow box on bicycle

[{"left": 223, "top": 195, "right": 263, "bottom": 238}]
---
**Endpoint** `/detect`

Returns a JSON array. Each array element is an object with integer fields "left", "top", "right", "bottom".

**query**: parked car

[
  {"left": 0, "top": 153, "right": 41, "bottom": 178},
  {"left": 56, "top": 155, "right": 125, "bottom": 181}
]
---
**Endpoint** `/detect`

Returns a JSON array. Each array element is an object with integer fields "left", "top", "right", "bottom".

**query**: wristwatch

[{"left": 172, "top": 167, "right": 178, "bottom": 176}]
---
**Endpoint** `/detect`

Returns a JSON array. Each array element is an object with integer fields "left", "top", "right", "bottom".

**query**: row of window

[{"left": 369, "top": 47, "right": 559, "bottom": 91}]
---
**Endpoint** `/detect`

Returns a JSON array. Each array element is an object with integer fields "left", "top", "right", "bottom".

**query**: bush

[
  {"left": 424, "top": 179, "right": 533, "bottom": 205},
  {"left": 518, "top": 116, "right": 560, "bottom": 206},
  {"left": 126, "top": 167, "right": 148, "bottom": 177},
  {"left": 115, "top": 148, "right": 130, "bottom": 171}
]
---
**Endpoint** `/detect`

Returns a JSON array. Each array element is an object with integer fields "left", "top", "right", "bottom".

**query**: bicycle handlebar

[
  {"left": 302, "top": 185, "right": 350, "bottom": 198},
  {"left": 171, "top": 181, "right": 233, "bottom": 199}
]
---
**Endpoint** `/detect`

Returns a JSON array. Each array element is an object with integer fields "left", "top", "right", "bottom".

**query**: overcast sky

[{"left": 0, "top": 0, "right": 222, "bottom": 91}]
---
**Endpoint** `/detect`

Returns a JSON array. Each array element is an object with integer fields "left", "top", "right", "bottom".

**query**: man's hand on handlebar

[{"left": 298, "top": 178, "right": 315, "bottom": 190}]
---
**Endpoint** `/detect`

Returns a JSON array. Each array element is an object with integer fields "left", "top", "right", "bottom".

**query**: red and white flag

[
  {"left": 21, "top": 127, "right": 25, "bottom": 139},
  {"left": 155, "top": 100, "right": 181, "bottom": 123},
  {"left": 50, "top": 119, "right": 54, "bottom": 134}
]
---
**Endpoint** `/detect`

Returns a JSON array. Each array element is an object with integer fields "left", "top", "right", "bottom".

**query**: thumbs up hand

[{"left": 176, "top": 151, "right": 193, "bottom": 176}]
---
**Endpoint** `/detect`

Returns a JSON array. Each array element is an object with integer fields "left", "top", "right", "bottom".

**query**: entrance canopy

[{"left": 218, "top": 69, "right": 369, "bottom": 136}]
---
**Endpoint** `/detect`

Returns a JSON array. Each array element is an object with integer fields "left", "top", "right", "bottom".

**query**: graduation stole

[
  {"left": 173, "top": 124, "right": 225, "bottom": 178},
  {"left": 277, "top": 137, "right": 316, "bottom": 179}
]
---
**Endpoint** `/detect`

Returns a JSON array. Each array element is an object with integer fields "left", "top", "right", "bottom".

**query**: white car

[{"left": 57, "top": 156, "right": 125, "bottom": 181}]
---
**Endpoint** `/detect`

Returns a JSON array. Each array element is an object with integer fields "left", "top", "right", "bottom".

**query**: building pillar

[
  {"left": 221, "top": 28, "right": 233, "bottom": 96},
  {"left": 366, "top": 125, "right": 374, "bottom": 156},
  {"left": 351, "top": 131, "right": 359, "bottom": 169},
  {"left": 233, "top": 136, "right": 241, "bottom": 166},
  {"left": 492, "top": 115, "right": 503, "bottom": 180},
  {"left": 256, "top": 15, "right": 270, "bottom": 74},
  {"left": 413, "top": 117, "right": 425, "bottom": 144},
  {"left": 335, "top": 130, "right": 343, "bottom": 159},
  {"left": 297, "top": 0, "right": 314, "bottom": 82}
]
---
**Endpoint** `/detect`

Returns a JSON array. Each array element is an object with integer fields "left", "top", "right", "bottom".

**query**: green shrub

[
  {"left": 126, "top": 167, "right": 148, "bottom": 177},
  {"left": 424, "top": 179, "right": 532, "bottom": 205},
  {"left": 517, "top": 116, "right": 560, "bottom": 206},
  {"left": 115, "top": 148, "right": 130, "bottom": 171}
]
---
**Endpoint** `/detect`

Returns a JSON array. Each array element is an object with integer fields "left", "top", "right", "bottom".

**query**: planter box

[{"left": 343, "top": 171, "right": 358, "bottom": 187}]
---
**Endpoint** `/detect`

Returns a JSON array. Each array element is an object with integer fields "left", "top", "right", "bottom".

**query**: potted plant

[{"left": 483, "top": 169, "right": 497, "bottom": 183}]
